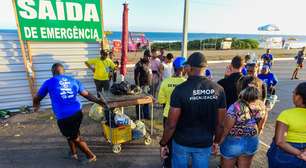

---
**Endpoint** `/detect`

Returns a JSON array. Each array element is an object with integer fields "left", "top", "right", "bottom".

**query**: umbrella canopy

[
  {"left": 120, "top": 3, "right": 128, "bottom": 77},
  {"left": 258, "top": 24, "right": 280, "bottom": 32}
]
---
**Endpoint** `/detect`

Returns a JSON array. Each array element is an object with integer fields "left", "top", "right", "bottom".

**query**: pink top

[{"left": 150, "top": 58, "right": 161, "bottom": 72}]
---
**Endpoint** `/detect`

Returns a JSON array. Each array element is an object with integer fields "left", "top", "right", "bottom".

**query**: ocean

[{"left": 107, "top": 31, "right": 306, "bottom": 43}]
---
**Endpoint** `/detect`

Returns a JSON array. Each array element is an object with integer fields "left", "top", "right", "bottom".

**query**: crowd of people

[
  {"left": 31, "top": 47, "right": 305, "bottom": 167},
  {"left": 157, "top": 50, "right": 305, "bottom": 168}
]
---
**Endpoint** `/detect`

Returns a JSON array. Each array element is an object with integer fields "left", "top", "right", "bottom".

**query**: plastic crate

[{"left": 102, "top": 123, "right": 132, "bottom": 144}]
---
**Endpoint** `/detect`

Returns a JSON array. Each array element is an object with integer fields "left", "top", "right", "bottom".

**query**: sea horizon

[
  {"left": 107, "top": 31, "right": 306, "bottom": 43},
  {"left": 2, "top": 29, "right": 306, "bottom": 43}
]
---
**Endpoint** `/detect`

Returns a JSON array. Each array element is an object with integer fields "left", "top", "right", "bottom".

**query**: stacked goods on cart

[
  {"left": 99, "top": 81, "right": 153, "bottom": 153},
  {"left": 102, "top": 107, "right": 152, "bottom": 153}
]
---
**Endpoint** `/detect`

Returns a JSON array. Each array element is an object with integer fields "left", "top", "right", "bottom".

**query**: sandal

[{"left": 88, "top": 155, "right": 97, "bottom": 163}]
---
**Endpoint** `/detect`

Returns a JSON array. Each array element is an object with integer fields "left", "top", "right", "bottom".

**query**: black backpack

[{"left": 110, "top": 81, "right": 142, "bottom": 95}]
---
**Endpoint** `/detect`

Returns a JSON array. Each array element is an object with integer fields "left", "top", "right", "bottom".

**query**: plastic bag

[
  {"left": 114, "top": 113, "right": 131, "bottom": 126},
  {"left": 132, "top": 120, "right": 147, "bottom": 140},
  {"left": 89, "top": 103, "right": 104, "bottom": 121}
]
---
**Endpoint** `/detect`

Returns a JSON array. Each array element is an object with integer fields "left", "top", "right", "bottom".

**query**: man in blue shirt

[
  {"left": 261, "top": 49, "right": 273, "bottom": 69},
  {"left": 258, "top": 65, "right": 278, "bottom": 95},
  {"left": 33, "top": 63, "right": 105, "bottom": 163}
]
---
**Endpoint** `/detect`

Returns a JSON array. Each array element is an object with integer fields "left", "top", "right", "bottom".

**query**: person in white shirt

[{"left": 160, "top": 53, "right": 174, "bottom": 80}]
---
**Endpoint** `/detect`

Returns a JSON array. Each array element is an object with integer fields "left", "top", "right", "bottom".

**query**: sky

[{"left": 1, "top": 0, "right": 306, "bottom": 35}]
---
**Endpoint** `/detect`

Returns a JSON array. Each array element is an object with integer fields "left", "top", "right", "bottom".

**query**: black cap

[{"left": 186, "top": 52, "right": 207, "bottom": 68}]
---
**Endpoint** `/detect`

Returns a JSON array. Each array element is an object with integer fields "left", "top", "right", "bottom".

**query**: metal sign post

[{"left": 181, "top": 0, "right": 190, "bottom": 58}]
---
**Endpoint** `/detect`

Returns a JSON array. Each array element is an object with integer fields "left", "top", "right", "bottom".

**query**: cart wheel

[
  {"left": 112, "top": 144, "right": 122, "bottom": 154},
  {"left": 144, "top": 136, "right": 152, "bottom": 145}
]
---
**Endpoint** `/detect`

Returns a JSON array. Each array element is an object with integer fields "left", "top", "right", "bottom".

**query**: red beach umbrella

[{"left": 120, "top": 3, "right": 128, "bottom": 78}]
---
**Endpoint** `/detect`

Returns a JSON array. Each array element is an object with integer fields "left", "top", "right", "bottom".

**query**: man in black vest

[{"left": 159, "top": 52, "right": 227, "bottom": 168}]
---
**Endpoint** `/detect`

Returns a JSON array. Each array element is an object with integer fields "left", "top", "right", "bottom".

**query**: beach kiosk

[{"left": 220, "top": 38, "right": 232, "bottom": 50}]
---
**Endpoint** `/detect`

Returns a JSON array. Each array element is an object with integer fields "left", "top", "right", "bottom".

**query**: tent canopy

[{"left": 258, "top": 24, "right": 280, "bottom": 32}]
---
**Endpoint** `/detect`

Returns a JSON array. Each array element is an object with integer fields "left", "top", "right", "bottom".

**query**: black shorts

[
  {"left": 57, "top": 111, "right": 83, "bottom": 140},
  {"left": 297, "top": 63, "right": 304, "bottom": 69}
]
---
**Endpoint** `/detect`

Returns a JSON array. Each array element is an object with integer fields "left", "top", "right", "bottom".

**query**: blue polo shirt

[{"left": 37, "top": 75, "right": 85, "bottom": 120}]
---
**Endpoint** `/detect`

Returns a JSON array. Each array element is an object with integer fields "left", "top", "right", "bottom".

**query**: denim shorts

[
  {"left": 267, "top": 141, "right": 306, "bottom": 168},
  {"left": 220, "top": 136, "right": 259, "bottom": 159}
]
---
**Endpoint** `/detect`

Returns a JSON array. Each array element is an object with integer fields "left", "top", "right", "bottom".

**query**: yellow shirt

[
  {"left": 87, "top": 57, "right": 116, "bottom": 81},
  {"left": 158, "top": 76, "right": 186, "bottom": 117},
  {"left": 277, "top": 108, "right": 306, "bottom": 143}
]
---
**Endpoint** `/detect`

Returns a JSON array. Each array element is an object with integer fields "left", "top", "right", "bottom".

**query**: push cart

[{"left": 100, "top": 93, "right": 154, "bottom": 153}]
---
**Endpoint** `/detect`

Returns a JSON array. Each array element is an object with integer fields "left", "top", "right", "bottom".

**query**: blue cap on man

[{"left": 173, "top": 56, "right": 187, "bottom": 69}]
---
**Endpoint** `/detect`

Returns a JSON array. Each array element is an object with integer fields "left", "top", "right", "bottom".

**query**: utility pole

[{"left": 181, "top": 0, "right": 190, "bottom": 57}]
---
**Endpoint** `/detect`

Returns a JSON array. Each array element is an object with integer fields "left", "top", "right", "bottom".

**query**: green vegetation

[
  {"left": 231, "top": 39, "right": 259, "bottom": 49},
  {"left": 151, "top": 38, "right": 259, "bottom": 50}
]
